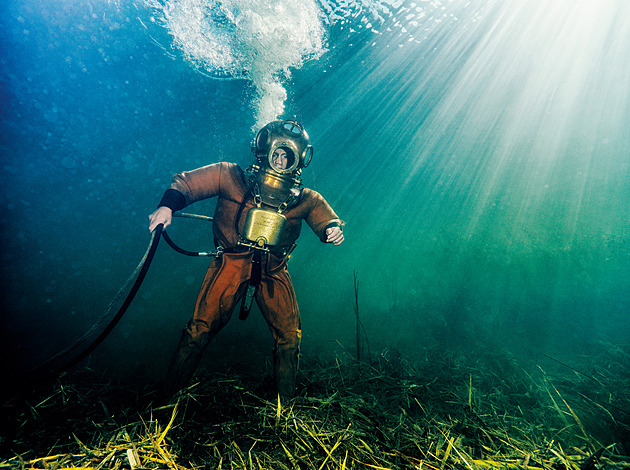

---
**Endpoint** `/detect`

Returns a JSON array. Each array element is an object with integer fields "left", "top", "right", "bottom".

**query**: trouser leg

[
  {"left": 273, "top": 330, "right": 302, "bottom": 399},
  {"left": 256, "top": 267, "right": 301, "bottom": 400},
  {"left": 162, "top": 327, "right": 208, "bottom": 398},
  {"left": 162, "top": 253, "right": 251, "bottom": 398}
]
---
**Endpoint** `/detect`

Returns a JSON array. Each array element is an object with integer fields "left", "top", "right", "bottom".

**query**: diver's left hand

[{"left": 326, "top": 226, "right": 344, "bottom": 246}]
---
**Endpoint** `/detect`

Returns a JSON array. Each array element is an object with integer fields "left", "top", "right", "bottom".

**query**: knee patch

[
  {"left": 184, "top": 322, "right": 211, "bottom": 348},
  {"left": 277, "top": 329, "right": 302, "bottom": 351}
]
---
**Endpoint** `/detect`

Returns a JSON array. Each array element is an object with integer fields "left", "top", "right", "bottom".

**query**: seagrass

[{"left": 1, "top": 345, "right": 628, "bottom": 470}]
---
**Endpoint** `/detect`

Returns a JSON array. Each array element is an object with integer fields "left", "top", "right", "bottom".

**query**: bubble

[{"left": 153, "top": 0, "right": 326, "bottom": 127}]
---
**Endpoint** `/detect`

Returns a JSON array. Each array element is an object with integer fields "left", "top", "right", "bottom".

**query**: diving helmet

[{"left": 247, "top": 120, "right": 313, "bottom": 209}]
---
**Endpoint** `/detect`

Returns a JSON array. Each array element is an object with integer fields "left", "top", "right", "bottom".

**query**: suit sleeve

[
  {"left": 304, "top": 190, "right": 345, "bottom": 242},
  {"left": 158, "top": 162, "right": 227, "bottom": 210}
]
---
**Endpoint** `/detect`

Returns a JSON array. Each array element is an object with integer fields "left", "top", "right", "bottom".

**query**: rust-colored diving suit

[{"left": 158, "top": 162, "right": 343, "bottom": 399}]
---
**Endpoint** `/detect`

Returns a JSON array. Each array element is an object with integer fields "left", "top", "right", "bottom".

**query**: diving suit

[{"left": 149, "top": 120, "right": 344, "bottom": 401}]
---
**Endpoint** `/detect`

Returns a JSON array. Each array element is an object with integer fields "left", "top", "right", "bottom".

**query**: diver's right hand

[{"left": 148, "top": 206, "right": 173, "bottom": 232}]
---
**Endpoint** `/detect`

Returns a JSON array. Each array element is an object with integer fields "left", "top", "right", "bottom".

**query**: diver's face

[{"left": 272, "top": 148, "right": 288, "bottom": 170}]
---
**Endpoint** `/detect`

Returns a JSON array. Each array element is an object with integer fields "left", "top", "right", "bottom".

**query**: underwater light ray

[
  {"left": 296, "top": 1, "right": 491, "bottom": 238},
  {"left": 379, "top": 0, "right": 630, "bottom": 247}
]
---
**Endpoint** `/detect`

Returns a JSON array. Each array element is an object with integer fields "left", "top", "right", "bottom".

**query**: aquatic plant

[{"left": 2, "top": 344, "right": 628, "bottom": 469}]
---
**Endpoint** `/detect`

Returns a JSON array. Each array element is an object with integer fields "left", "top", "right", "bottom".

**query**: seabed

[{"left": 1, "top": 346, "right": 629, "bottom": 470}]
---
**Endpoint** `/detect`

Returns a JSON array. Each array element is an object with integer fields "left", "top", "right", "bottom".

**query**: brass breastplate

[{"left": 242, "top": 208, "right": 287, "bottom": 248}]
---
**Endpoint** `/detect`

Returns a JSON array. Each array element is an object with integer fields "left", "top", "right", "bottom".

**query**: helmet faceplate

[{"left": 254, "top": 120, "right": 313, "bottom": 172}]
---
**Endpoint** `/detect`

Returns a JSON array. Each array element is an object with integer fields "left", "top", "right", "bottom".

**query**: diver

[{"left": 148, "top": 120, "right": 344, "bottom": 403}]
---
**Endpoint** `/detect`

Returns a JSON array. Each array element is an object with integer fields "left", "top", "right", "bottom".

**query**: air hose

[{"left": 9, "top": 213, "right": 214, "bottom": 394}]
